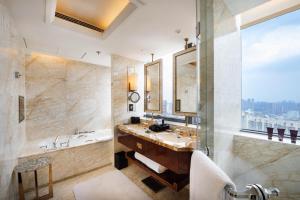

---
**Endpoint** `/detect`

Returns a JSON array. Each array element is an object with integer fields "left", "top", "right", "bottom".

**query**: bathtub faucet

[
  {"left": 60, "top": 136, "right": 70, "bottom": 147},
  {"left": 53, "top": 136, "right": 59, "bottom": 148}
]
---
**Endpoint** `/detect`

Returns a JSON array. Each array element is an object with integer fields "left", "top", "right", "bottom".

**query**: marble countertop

[
  {"left": 117, "top": 124, "right": 196, "bottom": 152},
  {"left": 15, "top": 157, "right": 51, "bottom": 173}
]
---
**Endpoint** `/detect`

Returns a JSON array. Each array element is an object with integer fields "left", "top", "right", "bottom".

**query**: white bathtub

[
  {"left": 18, "top": 129, "right": 113, "bottom": 190},
  {"left": 20, "top": 129, "right": 113, "bottom": 157}
]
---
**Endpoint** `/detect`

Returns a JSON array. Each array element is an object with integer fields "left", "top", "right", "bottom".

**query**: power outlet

[{"left": 129, "top": 104, "right": 134, "bottom": 111}]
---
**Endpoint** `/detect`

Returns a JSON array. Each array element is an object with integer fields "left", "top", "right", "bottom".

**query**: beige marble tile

[
  {"left": 24, "top": 164, "right": 189, "bottom": 200},
  {"left": 111, "top": 55, "right": 144, "bottom": 153},
  {"left": 25, "top": 165, "right": 114, "bottom": 200},
  {"left": 25, "top": 54, "right": 111, "bottom": 140},
  {"left": 121, "top": 164, "right": 189, "bottom": 200},
  {"left": 0, "top": 2, "right": 26, "bottom": 199},
  {"left": 232, "top": 135, "right": 300, "bottom": 198},
  {"left": 19, "top": 140, "right": 113, "bottom": 191}
]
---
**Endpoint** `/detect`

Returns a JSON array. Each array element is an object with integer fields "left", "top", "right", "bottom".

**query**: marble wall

[
  {"left": 25, "top": 54, "right": 111, "bottom": 141},
  {"left": 111, "top": 55, "right": 144, "bottom": 153},
  {"left": 0, "top": 1, "right": 26, "bottom": 199},
  {"left": 232, "top": 135, "right": 300, "bottom": 199}
]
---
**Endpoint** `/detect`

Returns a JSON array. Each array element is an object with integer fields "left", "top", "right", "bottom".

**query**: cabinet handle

[{"left": 136, "top": 142, "right": 142, "bottom": 150}]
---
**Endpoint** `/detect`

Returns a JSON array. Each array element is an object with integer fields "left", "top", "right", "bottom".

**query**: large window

[{"left": 241, "top": 9, "right": 300, "bottom": 135}]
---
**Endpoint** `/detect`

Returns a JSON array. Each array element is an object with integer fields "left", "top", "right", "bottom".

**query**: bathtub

[{"left": 18, "top": 129, "right": 113, "bottom": 191}]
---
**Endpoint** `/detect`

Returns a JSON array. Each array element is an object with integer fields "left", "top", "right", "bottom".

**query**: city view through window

[{"left": 241, "top": 9, "right": 300, "bottom": 135}]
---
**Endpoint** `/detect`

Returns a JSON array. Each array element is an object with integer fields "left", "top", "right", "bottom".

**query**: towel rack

[{"left": 225, "top": 184, "right": 279, "bottom": 200}]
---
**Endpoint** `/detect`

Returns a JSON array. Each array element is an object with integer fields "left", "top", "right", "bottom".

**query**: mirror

[
  {"left": 129, "top": 92, "right": 140, "bottom": 103},
  {"left": 144, "top": 59, "right": 162, "bottom": 113},
  {"left": 173, "top": 47, "right": 197, "bottom": 116}
]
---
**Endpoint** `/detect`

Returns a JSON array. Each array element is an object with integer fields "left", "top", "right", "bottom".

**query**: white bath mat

[{"left": 73, "top": 170, "right": 152, "bottom": 200}]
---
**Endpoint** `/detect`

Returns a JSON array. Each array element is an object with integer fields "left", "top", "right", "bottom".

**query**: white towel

[
  {"left": 190, "top": 150, "right": 236, "bottom": 200},
  {"left": 134, "top": 152, "right": 167, "bottom": 174}
]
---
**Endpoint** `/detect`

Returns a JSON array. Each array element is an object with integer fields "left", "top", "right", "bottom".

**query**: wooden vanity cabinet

[{"left": 117, "top": 129, "right": 192, "bottom": 175}]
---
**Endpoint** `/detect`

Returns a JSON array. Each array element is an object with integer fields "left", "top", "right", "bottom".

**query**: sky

[{"left": 242, "top": 9, "right": 300, "bottom": 102}]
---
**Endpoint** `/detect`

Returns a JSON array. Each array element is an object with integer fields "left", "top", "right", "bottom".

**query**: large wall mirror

[
  {"left": 144, "top": 59, "right": 162, "bottom": 113},
  {"left": 173, "top": 47, "right": 197, "bottom": 116}
]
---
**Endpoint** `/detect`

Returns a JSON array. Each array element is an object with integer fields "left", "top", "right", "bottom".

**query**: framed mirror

[
  {"left": 173, "top": 47, "right": 197, "bottom": 116},
  {"left": 144, "top": 59, "right": 162, "bottom": 113}
]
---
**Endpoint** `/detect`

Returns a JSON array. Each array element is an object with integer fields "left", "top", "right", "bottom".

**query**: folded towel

[
  {"left": 190, "top": 150, "right": 236, "bottom": 200},
  {"left": 134, "top": 152, "right": 167, "bottom": 174}
]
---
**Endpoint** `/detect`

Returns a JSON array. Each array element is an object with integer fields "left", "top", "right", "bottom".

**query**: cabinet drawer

[
  {"left": 118, "top": 131, "right": 147, "bottom": 154},
  {"left": 117, "top": 128, "right": 191, "bottom": 174}
]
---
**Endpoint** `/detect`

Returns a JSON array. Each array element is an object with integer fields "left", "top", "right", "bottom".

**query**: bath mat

[
  {"left": 142, "top": 176, "right": 166, "bottom": 193},
  {"left": 73, "top": 170, "right": 152, "bottom": 200}
]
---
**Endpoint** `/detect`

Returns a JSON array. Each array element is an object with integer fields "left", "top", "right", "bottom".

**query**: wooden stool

[{"left": 15, "top": 157, "right": 53, "bottom": 200}]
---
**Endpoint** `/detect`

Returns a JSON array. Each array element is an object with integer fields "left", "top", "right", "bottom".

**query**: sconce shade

[
  {"left": 146, "top": 77, "right": 151, "bottom": 92},
  {"left": 128, "top": 73, "right": 138, "bottom": 91}
]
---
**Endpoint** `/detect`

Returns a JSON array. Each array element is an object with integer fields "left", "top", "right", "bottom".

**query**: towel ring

[{"left": 225, "top": 184, "right": 279, "bottom": 200}]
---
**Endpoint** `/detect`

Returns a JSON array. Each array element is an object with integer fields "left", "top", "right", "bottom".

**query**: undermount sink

[{"left": 155, "top": 132, "right": 192, "bottom": 147}]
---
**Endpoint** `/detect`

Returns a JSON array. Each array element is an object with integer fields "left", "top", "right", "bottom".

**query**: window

[{"left": 241, "top": 9, "right": 300, "bottom": 136}]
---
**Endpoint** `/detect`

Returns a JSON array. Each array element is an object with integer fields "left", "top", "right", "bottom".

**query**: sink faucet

[
  {"left": 156, "top": 115, "right": 165, "bottom": 125},
  {"left": 74, "top": 128, "right": 79, "bottom": 135}
]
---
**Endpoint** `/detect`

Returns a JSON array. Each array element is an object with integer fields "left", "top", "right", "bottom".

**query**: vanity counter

[
  {"left": 117, "top": 124, "right": 196, "bottom": 152},
  {"left": 117, "top": 123, "right": 195, "bottom": 190}
]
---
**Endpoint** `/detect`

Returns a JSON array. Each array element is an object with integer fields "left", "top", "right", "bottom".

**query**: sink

[{"left": 155, "top": 132, "right": 192, "bottom": 147}]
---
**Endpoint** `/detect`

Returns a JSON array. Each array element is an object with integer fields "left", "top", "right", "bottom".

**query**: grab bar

[{"left": 225, "top": 184, "right": 279, "bottom": 200}]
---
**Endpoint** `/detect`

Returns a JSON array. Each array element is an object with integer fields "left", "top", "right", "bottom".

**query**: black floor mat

[{"left": 141, "top": 176, "right": 166, "bottom": 193}]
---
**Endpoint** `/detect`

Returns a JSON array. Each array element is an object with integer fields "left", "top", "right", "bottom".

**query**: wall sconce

[
  {"left": 128, "top": 72, "right": 138, "bottom": 91},
  {"left": 127, "top": 67, "right": 140, "bottom": 104}
]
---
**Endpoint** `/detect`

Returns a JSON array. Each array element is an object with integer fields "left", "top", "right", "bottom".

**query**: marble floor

[{"left": 25, "top": 164, "right": 189, "bottom": 200}]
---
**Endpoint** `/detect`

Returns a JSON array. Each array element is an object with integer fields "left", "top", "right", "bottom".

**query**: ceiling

[
  {"left": 223, "top": 0, "right": 270, "bottom": 15},
  {"left": 240, "top": 0, "right": 300, "bottom": 28},
  {"left": 5, "top": 0, "right": 197, "bottom": 66},
  {"left": 4, "top": 0, "right": 277, "bottom": 66},
  {"left": 56, "top": 0, "right": 129, "bottom": 30}
]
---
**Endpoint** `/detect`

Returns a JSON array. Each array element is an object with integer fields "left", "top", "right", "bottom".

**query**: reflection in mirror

[
  {"left": 174, "top": 47, "right": 197, "bottom": 116},
  {"left": 144, "top": 60, "right": 162, "bottom": 113}
]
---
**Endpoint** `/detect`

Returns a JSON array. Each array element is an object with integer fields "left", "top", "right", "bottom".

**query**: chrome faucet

[
  {"left": 53, "top": 135, "right": 59, "bottom": 148},
  {"left": 60, "top": 136, "right": 70, "bottom": 147},
  {"left": 74, "top": 128, "right": 79, "bottom": 135}
]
